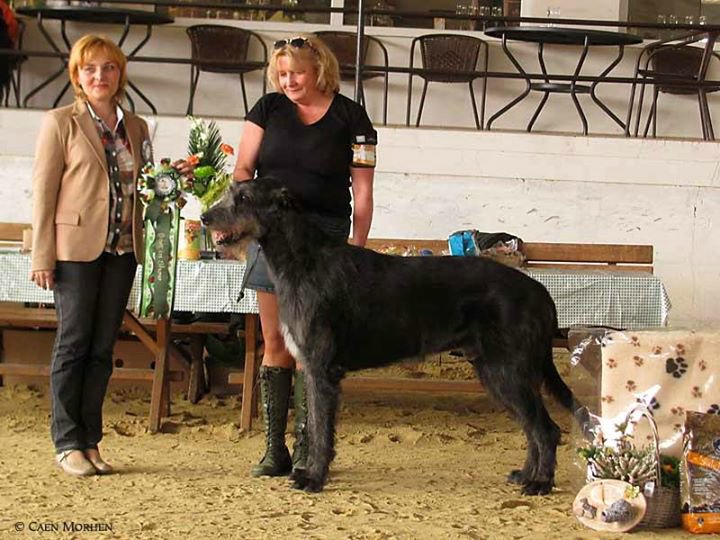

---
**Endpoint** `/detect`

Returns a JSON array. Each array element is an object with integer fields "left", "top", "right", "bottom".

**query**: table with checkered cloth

[
  {"left": 0, "top": 252, "right": 669, "bottom": 328},
  {"left": 525, "top": 268, "right": 671, "bottom": 329},
  {"left": 0, "top": 252, "right": 258, "bottom": 314}
]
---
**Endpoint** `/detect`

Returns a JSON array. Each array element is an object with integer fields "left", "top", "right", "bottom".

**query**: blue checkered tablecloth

[{"left": 0, "top": 252, "right": 670, "bottom": 328}]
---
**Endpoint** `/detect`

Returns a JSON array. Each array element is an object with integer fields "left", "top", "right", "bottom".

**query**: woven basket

[
  {"left": 585, "top": 405, "right": 681, "bottom": 529},
  {"left": 635, "top": 408, "right": 681, "bottom": 529}
]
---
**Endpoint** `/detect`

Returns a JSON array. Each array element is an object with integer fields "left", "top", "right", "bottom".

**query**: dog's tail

[{"left": 542, "top": 349, "right": 591, "bottom": 432}]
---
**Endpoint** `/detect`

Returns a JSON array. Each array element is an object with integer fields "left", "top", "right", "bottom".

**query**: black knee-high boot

[
  {"left": 251, "top": 366, "right": 293, "bottom": 477},
  {"left": 291, "top": 370, "right": 308, "bottom": 473}
]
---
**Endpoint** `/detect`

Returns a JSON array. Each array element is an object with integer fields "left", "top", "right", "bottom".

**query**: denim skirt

[{"left": 244, "top": 214, "right": 351, "bottom": 293}]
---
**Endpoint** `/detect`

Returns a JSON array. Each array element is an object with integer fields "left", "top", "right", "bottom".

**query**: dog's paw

[
  {"left": 507, "top": 469, "right": 528, "bottom": 485},
  {"left": 291, "top": 470, "right": 325, "bottom": 493},
  {"left": 291, "top": 469, "right": 308, "bottom": 490},
  {"left": 520, "top": 480, "right": 554, "bottom": 496},
  {"left": 302, "top": 478, "right": 325, "bottom": 493}
]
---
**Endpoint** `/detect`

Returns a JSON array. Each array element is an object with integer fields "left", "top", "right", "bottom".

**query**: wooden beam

[
  {"left": 342, "top": 377, "right": 483, "bottom": 394},
  {"left": 0, "top": 363, "right": 184, "bottom": 381},
  {"left": 122, "top": 311, "right": 159, "bottom": 355}
]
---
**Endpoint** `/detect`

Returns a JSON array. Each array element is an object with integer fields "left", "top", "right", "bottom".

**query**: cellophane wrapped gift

[
  {"left": 601, "top": 329, "right": 719, "bottom": 459},
  {"left": 566, "top": 327, "right": 720, "bottom": 528},
  {"left": 569, "top": 327, "right": 720, "bottom": 458}
]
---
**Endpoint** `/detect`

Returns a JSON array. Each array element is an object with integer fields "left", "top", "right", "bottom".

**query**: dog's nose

[{"left": 200, "top": 213, "right": 210, "bottom": 226}]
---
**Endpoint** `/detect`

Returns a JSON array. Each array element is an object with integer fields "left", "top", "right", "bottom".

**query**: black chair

[
  {"left": 186, "top": 24, "right": 267, "bottom": 116},
  {"left": 314, "top": 30, "right": 389, "bottom": 125},
  {"left": 626, "top": 32, "right": 720, "bottom": 141},
  {"left": 406, "top": 33, "right": 489, "bottom": 130},
  {"left": 1, "top": 19, "right": 25, "bottom": 107}
]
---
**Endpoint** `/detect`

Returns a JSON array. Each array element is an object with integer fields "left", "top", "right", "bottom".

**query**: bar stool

[
  {"left": 314, "top": 31, "right": 389, "bottom": 125},
  {"left": 406, "top": 33, "right": 489, "bottom": 130},
  {"left": 1, "top": 19, "right": 25, "bottom": 107},
  {"left": 626, "top": 32, "right": 720, "bottom": 141},
  {"left": 186, "top": 24, "right": 268, "bottom": 116}
]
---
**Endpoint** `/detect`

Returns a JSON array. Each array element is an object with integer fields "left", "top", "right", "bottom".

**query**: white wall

[{"left": 2, "top": 108, "right": 720, "bottom": 327}]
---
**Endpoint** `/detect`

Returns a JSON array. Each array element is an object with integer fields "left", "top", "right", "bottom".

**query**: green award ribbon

[{"left": 137, "top": 160, "right": 185, "bottom": 318}]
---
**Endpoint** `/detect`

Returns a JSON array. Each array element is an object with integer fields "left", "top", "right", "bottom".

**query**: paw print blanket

[{"left": 599, "top": 329, "right": 720, "bottom": 457}]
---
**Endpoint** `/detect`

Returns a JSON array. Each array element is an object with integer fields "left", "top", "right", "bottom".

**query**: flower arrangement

[
  {"left": 136, "top": 117, "right": 234, "bottom": 220},
  {"left": 577, "top": 422, "right": 658, "bottom": 487},
  {"left": 577, "top": 416, "right": 680, "bottom": 489},
  {"left": 184, "top": 116, "right": 233, "bottom": 211}
]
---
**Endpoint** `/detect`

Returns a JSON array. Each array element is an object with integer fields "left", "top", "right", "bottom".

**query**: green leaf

[
  {"left": 187, "top": 117, "right": 227, "bottom": 172},
  {"left": 194, "top": 165, "right": 216, "bottom": 179},
  {"left": 199, "top": 173, "right": 231, "bottom": 212}
]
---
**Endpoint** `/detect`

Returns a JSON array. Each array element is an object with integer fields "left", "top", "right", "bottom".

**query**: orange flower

[
  {"left": 220, "top": 143, "right": 235, "bottom": 156},
  {"left": 186, "top": 154, "right": 200, "bottom": 166}
]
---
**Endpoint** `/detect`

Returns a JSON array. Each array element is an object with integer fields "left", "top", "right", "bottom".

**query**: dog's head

[{"left": 201, "top": 176, "right": 296, "bottom": 258}]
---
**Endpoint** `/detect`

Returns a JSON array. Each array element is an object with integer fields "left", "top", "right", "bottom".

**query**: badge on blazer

[{"left": 142, "top": 139, "right": 154, "bottom": 165}]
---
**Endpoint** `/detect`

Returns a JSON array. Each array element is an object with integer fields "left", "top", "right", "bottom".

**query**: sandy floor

[{"left": 0, "top": 356, "right": 699, "bottom": 540}]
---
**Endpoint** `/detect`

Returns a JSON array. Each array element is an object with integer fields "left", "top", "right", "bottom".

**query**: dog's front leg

[{"left": 291, "top": 364, "right": 341, "bottom": 493}]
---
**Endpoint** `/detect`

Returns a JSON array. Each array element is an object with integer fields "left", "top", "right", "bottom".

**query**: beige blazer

[{"left": 31, "top": 100, "right": 150, "bottom": 272}]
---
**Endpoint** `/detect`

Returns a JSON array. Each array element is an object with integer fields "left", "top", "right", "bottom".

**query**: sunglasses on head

[{"left": 273, "top": 36, "right": 315, "bottom": 50}]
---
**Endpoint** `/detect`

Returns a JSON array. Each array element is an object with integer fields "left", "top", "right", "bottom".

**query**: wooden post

[
  {"left": 187, "top": 334, "right": 205, "bottom": 404},
  {"left": 148, "top": 316, "right": 170, "bottom": 433},
  {"left": 240, "top": 313, "right": 260, "bottom": 430}
]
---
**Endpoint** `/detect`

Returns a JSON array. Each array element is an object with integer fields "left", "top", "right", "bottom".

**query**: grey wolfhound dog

[{"left": 202, "top": 177, "right": 587, "bottom": 495}]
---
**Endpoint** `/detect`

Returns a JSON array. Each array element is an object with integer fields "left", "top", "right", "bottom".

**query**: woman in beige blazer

[{"left": 30, "top": 35, "right": 151, "bottom": 477}]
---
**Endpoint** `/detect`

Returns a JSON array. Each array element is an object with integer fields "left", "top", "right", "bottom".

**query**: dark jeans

[{"left": 50, "top": 252, "right": 137, "bottom": 453}]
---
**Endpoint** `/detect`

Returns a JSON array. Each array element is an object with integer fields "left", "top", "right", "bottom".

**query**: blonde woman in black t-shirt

[{"left": 232, "top": 34, "right": 377, "bottom": 478}]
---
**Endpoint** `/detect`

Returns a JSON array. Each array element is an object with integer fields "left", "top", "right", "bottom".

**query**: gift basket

[
  {"left": 577, "top": 405, "right": 681, "bottom": 529},
  {"left": 565, "top": 326, "right": 720, "bottom": 530}
]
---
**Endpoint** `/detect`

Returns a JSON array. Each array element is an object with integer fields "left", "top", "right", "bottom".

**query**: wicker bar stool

[
  {"left": 186, "top": 24, "right": 268, "bottom": 116},
  {"left": 2, "top": 19, "right": 25, "bottom": 107},
  {"left": 406, "top": 33, "right": 489, "bottom": 130},
  {"left": 626, "top": 32, "right": 720, "bottom": 141},
  {"left": 314, "top": 31, "right": 389, "bottom": 125}
]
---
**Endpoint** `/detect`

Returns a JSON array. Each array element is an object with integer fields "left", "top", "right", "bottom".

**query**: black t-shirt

[{"left": 246, "top": 92, "right": 377, "bottom": 219}]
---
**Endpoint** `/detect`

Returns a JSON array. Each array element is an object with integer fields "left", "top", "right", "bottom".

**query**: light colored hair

[
  {"left": 68, "top": 34, "right": 128, "bottom": 104},
  {"left": 267, "top": 34, "right": 340, "bottom": 95}
]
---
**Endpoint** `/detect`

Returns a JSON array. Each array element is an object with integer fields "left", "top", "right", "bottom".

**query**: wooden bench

[
  {"left": 363, "top": 238, "right": 654, "bottom": 273},
  {"left": 0, "top": 304, "right": 234, "bottom": 403},
  {"left": 230, "top": 237, "right": 655, "bottom": 429},
  {"left": 0, "top": 222, "right": 262, "bottom": 430},
  {"left": 0, "top": 222, "right": 27, "bottom": 249}
]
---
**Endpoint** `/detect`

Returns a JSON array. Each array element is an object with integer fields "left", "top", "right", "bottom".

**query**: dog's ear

[{"left": 272, "top": 187, "right": 296, "bottom": 209}]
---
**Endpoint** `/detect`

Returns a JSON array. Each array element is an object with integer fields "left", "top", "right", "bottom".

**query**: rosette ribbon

[{"left": 137, "top": 159, "right": 185, "bottom": 318}]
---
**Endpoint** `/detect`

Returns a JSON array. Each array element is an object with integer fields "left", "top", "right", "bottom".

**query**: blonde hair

[
  {"left": 267, "top": 34, "right": 340, "bottom": 95},
  {"left": 68, "top": 34, "right": 128, "bottom": 104}
]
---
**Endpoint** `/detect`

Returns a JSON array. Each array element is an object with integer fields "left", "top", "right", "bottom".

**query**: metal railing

[{"left": 2, "top": 2, "right": 720, "bottom": 136}]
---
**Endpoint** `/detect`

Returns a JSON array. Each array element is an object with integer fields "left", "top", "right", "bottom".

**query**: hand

[
  {"left": 172, "top": 158, "right": 195, "bottom": 178},
  {"left": 30, "top": 269, "right": 55, "bottom": 291}
]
